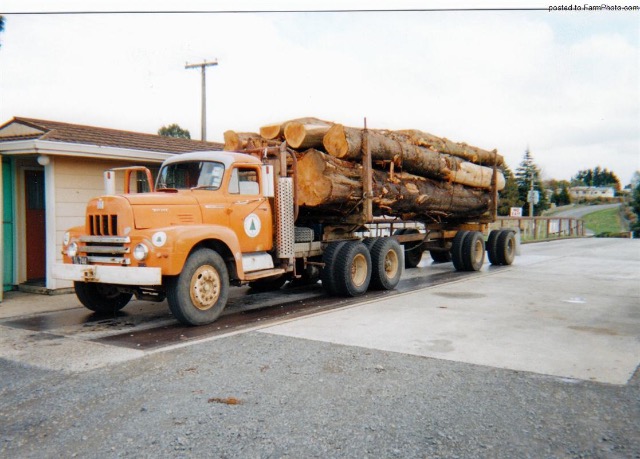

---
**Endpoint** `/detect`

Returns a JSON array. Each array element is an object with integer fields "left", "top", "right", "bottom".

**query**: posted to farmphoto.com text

[{"left": 549, "top": 3, "right": 639, "bottom": 11}]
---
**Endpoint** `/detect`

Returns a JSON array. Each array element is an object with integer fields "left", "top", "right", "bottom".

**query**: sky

[{"left": 1, "top": 1, "right": 638, "bottom": 185}]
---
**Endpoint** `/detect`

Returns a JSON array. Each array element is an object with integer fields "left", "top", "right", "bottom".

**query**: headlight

[
  {"left": 63, "top": 232, "right": 71, "bottom": 245},
  {"left": 66, "top": 242, "right": 78, "bottom": 257},
  {"left": 133, "top": 243, "right": 149, "bottom": 261}
]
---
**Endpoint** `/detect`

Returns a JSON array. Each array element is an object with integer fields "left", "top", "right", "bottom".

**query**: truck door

[{"left": 226, "top": 166, "right": 273, "bottom": 253}]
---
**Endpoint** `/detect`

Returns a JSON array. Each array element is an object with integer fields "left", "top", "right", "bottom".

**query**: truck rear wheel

[
  {"left": 321, "top": 241, "right": 347, "bottom": 295},
  {"left": 461, "top": 231, "right": 485, "bottom": 271},
  {"left": 451, "top": 230, "right": 470, "bottom": 271},
  {"left": 334, "top": 241, "right": 371, "bottom": 296},
  {"left": 167, "top": 248, "right": 229, "bottom": 326},
  {"left": 496, "top": 230, "right": 516, "bottom": 265},
  {"left": 486, "top": 229, "right": 501, "bottom": 265},
  {"left": 74, "top": 282, "right": 132, "bottom": 314},
  {"left": 369, "top": 238, "right": 403, "bottom": 290}
]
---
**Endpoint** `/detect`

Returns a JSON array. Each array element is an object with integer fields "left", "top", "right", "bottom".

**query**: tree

[
  {"left": 631, "top": 179, "right": 640, "bottom": 237},
  {"left": 547, "top": 179, "right": 572, "bottom": 206},
  {"left": 515, "top": 149, "right": 549, "bottom": 216},
  {"left": 158, "top": 124, "right": 191, "bottom": 139},
  {"left": 497, "top": 164, "right": 522, "bottom": 216},
  {"left": 572, "top": 166, "right": 621, "bottom": 191},
  {"left": 0, "top": 16, "right": 5, "bottom": 48}
]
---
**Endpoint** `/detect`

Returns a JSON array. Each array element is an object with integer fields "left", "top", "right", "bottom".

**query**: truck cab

[{"left": 54, "top": 151, "right": 289, "bottom": 325}]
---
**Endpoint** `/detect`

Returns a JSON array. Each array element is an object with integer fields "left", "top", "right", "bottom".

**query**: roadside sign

[
  {"left": 527, "top": 190, "right": 540, "bottom": 204},
  {"left": 510, "top": 207, "right": 523, "bottom": 217}
]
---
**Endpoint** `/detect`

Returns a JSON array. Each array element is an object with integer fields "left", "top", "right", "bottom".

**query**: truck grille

[
  {"left": 88, "top": 214, "right": 118, "bottom": 236},
  {"left": 78, "top": 236, "right": 130, "bottom": 265}
]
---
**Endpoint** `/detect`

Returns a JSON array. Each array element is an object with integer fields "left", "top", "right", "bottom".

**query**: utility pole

[
  {"left": 185, "top": 59, "right": 218, "bottom": 141},
  {"left": 529, "top": 171, "right": 535, "bottom": 217}
]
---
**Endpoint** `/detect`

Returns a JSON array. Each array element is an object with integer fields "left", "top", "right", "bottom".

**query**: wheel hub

[{"left": 190, "top": 265, "right": 221, "bottom": 311}]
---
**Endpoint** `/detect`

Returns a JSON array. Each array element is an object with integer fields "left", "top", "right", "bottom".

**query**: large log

[
  {"left": 323, "top": 124, "right": 504, "bottom": 190},
  {"left": 297, "top": 150, "right": 492, "bottom": 220},
  {"left": 391, "top": 129, "right": 504, "bottom": 166},
  {"left": 260, "top": 117, "right": 331, "bottom": 140},
  {"left": 223, "top": 131, "right": 280, "bottom": 151},
  {"left": 284, "top": 119, "right": 333, "bottom": 150}
]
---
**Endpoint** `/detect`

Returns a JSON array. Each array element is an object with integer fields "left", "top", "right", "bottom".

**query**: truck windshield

[{"left": 156, "top": 161, "right": 225, "bottom": 190}]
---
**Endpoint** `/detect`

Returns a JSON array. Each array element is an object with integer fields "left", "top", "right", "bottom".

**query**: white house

[
  {"left": 0, "top": 117, "right": 222, "bottom": 301},
  {"left": 569, "top": 186, "right": 616, "bottom": 201}
]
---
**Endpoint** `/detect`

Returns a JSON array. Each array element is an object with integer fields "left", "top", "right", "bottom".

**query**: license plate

[{"left": 73, "top": 256, "right": 88, "bottom": 265}]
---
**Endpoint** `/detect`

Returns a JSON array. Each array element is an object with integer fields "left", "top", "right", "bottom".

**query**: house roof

[{"left": 0, "top": 117, "right": 223, "bottom": 154}]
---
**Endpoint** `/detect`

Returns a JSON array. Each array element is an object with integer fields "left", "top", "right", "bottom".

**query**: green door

[{"left": 2, "top": 158, "right": 14, "bottom": 291}]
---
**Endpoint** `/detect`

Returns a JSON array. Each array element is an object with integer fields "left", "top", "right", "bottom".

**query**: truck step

[{"left": 243, "top": 268, "right": 286, "bottom": 281}]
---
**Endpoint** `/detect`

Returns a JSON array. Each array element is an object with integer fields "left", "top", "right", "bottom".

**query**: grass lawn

[{"left": 582, "top": 207, "right": 625, "bottom": 235}]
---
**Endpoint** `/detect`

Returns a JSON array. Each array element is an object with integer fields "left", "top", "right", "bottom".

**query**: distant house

[
  {"left": 0, "top": 117, "right": 222, "bottom": 300},
  {"left": 569, "top": 186, "right": 616, "bottom": 201}
]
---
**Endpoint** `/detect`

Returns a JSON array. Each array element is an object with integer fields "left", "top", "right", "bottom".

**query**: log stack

[{"left": 223, "top": 118, "right": 505, "bottom": 222}]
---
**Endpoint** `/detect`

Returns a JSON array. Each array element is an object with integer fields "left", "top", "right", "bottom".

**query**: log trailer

[{"left": 53, "top": 141, "right": 516, "bottom": 326}]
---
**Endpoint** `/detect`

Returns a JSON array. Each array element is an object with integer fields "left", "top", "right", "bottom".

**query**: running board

[{"left": 243, "top": 268, "right": 286, "bottom": 281}]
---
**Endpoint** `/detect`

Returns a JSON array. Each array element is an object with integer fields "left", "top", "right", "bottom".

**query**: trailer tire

[
  {"left": 334, "top": 241, "right": 372, "bottom": 296},
  {"left": 74, "top": 282, "right": 132, "bottom": 314},
  {"left": 486, "top": 229, "right": 501, "bottom": 265},
  {"left": 394, "top": 228, "right": 423, "bottom": 269},
  {"left": 430, "top": 250, "right": 452, "bottom": 263},
  {"left": 362, "top": 237, "right": 379, "bottom": 250},
  {"left": 370, "top": 238, "right": 403, "bottom": 290},
  {"left": 461, "top": 231, "right": 485, "bottom": 271},
  {"left": 496, "top": 230, "right": 516, "bottom": 266},
  {"left": 321, "top": 241, "right": 348, "bottom": 295},
  {"left": 451, "top": 230, "right": 470, "bottom": 271},
  {"left": 166, "top": 248, "right": 229, "bottom": 326}
]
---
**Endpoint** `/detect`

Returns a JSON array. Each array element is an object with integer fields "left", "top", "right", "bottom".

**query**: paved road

[
  {"left": 550, "top": 203, "right": 621, "bottom": 219},
  {"left": 1, "top": 238, "right": 639, "bottom": 458}
]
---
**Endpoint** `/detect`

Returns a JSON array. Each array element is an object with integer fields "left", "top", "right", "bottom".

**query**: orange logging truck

[{"left": 53, "top": 142, "right": 515, "bottom": 326}]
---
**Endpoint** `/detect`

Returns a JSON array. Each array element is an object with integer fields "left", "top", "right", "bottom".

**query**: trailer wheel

[
  {"left": 486, "top": 230, "right": 501, "bottom": 265},
  {"left": 430, "top": 250, "right": 452, "bottom": 263},
  {"left": 166, "top": 248, "right": 229, "bottom": 326},
  {"left": 370, "top": 238, "right": 403, "bottom": 290},
  {"left": 334, "top": 241, "right": 372, "bottom": 296},
  {"left": 496, "top": 230, "right": 516, "bottom": 266},
  {"left": 393, "top": 229, "right": 423, "bottom": 268},
  {"left": 249, "top": 275, "right": 288, "bottom": 292},
  {"left": 321, "top": 241, "right": 348, "bottom": 295},
  {"left": 74, "top": 282, "right": 132, "bottom": 314},
  {"left": 461, "top": 231, "right": 485, "bottom": 271},
  {"left": 451, "top": 230, "right": 470, "bottom": 271},
  {"left": 362, "top": 237, "right": 379, "bottom": 250}
]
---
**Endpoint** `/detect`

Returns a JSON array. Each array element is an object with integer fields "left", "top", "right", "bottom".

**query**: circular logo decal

[
  {"left": 244, "top": 214, "right": 261, "bottom": 238},
  {"left": 152, "top": 231, "right": 167, "bottom": 247}
]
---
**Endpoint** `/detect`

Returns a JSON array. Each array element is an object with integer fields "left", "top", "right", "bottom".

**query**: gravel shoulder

[{"left": 2, "top": 332, "right": 639, "bottom": 458}]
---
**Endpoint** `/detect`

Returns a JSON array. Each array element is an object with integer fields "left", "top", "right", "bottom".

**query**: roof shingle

[{"left": 0, "top": 117, "right": 223, "bottom": 154}]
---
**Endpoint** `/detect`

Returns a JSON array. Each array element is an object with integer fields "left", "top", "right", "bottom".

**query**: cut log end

[
  {"left": 322, "top": 124, "right": 350, "bottom": 158},
  {"left": 259, "top": 123, "right": 284, "bottom": 140}
]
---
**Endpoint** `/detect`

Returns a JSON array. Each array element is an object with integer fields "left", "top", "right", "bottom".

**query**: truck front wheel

[
  {"left": 167, "top": 248, "right": 229, "bottom": 326},
  {"left": 74, "top": 282, "right": 132, "bottom": 314}
]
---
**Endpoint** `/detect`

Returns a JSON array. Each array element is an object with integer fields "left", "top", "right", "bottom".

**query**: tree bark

[
  {"left": 284, "top": 120, "right": 333, "bottom": 150},
  {"left": 297, "top": 149, "right": 492, "bottom": 220},
  {"left": 323, "top": 124, "right": 504, "bottom": 190},
  {"left": 391, "top": 129, "right": 504, "bottom": 166},
  {"left": 260, "top": 117, "right": 332, "bottom": 141}
]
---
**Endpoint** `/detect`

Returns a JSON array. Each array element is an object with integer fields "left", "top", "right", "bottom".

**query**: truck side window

[{"left": 228, "top": 168, "right": 259, "bottom": 195}]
